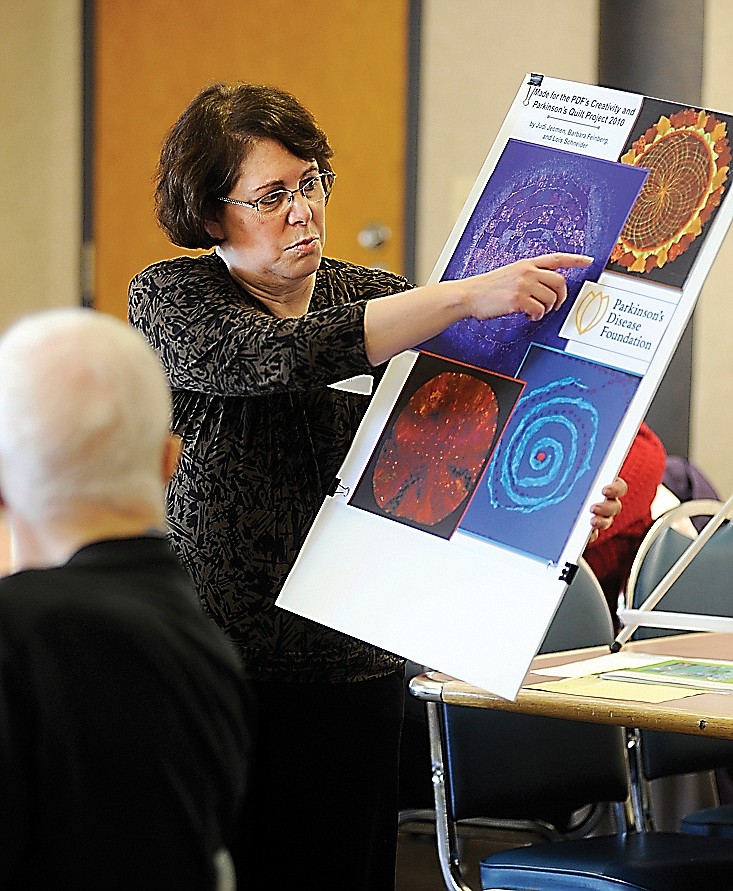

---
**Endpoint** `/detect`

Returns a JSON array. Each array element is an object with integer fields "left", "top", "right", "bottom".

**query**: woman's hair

[{"left": 155, "top": 82, "right": 334, "bottom": 249}]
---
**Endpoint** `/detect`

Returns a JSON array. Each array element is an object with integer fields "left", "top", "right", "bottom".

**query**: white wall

[
  {"left": 416, "top": 0, "right": 599, "bottom": 284},
  {"left": 694, "top": 0, "right": 733, "bottom": 496},
  {"left": 0, "top": 0, "right": 82, "bottom": 330}
]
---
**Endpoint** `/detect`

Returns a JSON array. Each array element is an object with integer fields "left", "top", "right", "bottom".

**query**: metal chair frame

[
  {"left": 411, "top": 559, "right": 634, "bottom": 891},
  {"left": 623, "top": 498, "right": 733, "bottom": 832}
]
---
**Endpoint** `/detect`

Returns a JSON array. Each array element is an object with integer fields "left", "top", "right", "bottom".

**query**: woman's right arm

[
  {"left": 128, "top": 257, "right": 376, "bottom": 396},
  {"left": 129, "top": 251, "right": 593, "bottom": 396},
  {"left": 363, "top": 252, "right": 593, "bottom": 366}
]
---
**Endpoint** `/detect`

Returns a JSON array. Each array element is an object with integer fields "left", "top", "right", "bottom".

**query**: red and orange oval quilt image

[{"left": 371, "top": 371, "right": 500, "bottom": 526}]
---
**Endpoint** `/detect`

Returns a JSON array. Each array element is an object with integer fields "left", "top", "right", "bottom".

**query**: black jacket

[{"left": 0, "top": 536, "right": 252, "bottom": 890}]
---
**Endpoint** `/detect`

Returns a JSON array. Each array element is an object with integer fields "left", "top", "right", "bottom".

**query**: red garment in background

[{"left": 584, "top": 421, "right": 668, "bottom": 617}]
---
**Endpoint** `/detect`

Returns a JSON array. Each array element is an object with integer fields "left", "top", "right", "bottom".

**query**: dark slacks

[{"left": 232, "top": 670, "right": 405, "bottom": 891}]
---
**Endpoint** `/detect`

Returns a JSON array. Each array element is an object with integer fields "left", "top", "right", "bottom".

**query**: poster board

[{"left": 277, "top": 73, "right": 733, "bottom": 700}]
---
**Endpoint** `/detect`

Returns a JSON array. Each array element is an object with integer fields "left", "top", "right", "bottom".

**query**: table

[
  {"left": 410, "top": 631, "right": 733, "bottom": 740},
  {"left": 410, "top": 632, "right": 733, "bottom": 891}
]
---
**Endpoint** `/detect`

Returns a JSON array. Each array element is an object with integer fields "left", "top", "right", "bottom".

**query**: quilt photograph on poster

[
  {"left": 458, "top": 345, "right": 641, "bottom": 562},
  {"left": 419, "top": 137, "right": 648, "bottom": 374},
  {"left": 349, "top": 353, "right": 524, "bottom": 538},
  {"left": 607, "top": 98, "right": 733, "bottom": 288}
]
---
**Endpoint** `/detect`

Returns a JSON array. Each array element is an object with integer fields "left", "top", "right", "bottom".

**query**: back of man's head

[{"left": 0, "top": 308, "right": 172, "bottom": 527}]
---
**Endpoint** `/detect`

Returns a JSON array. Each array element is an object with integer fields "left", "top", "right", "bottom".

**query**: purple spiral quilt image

[{"left": 458, "top": 345, "right": 640, "bottom": 562}]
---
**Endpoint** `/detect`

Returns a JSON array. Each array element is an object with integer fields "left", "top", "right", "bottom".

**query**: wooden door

[{"left": 93, "top": 0, "right": 410, "bottom": 318}]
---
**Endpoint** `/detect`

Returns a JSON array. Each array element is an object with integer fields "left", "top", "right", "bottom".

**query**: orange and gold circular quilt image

[{"left": 608, "top": 103, "right": 732, "bottom": 287}]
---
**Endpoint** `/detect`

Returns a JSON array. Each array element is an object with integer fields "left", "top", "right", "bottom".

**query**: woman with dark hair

[{"left": 129, "top": 82, "right": 625, "bottom": 890}]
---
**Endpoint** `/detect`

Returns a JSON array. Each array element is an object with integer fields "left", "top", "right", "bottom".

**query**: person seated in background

[
  {"left": 0, "top": 309, "right": 252, "bottom": 891},
  {"left": 584, "top": 420, "right": 668, "bottom": 624}
]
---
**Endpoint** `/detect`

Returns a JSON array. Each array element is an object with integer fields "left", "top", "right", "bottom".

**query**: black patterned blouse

[{"left": 129, "top": 252, "right": 413, "bottom": 682}]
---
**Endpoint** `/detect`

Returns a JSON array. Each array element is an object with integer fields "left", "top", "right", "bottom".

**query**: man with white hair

[{"left": 0, "top": 309, "right": 251, "bottom": 890}]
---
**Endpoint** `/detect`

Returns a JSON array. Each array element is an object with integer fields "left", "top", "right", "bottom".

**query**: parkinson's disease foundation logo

[{"left": 574, "top": 288, "right": 610, "bottom": 335}]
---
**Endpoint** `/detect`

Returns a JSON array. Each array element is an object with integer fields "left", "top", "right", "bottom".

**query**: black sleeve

[{"left": 129, "top": 257, "right": 376, "bottom": 397}]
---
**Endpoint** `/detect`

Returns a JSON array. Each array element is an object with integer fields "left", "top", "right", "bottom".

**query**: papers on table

[
  {"left": 601, "top": 657, "right": 733, "bottom": 693},
  {"left": 532, "top": 651, "right": 668, "bottom": 678},
  {"left": 525, "top": 674, "right": 701, "bottom": 703},
  {"left": 528, "top": 651, "right": 733, "bottom": 702}
]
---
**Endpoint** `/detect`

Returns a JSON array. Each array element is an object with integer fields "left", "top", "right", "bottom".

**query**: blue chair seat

[
  {"left": 681, "top": 803, "right": 733, "bottom": 838},
  {"left": 481, "top": 831, "right": 733, "bottom": 890}
]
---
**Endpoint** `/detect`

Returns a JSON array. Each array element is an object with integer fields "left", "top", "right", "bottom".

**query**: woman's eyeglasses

[{"left": 218, "top": 171, "right": 336, "bottom": 216}]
